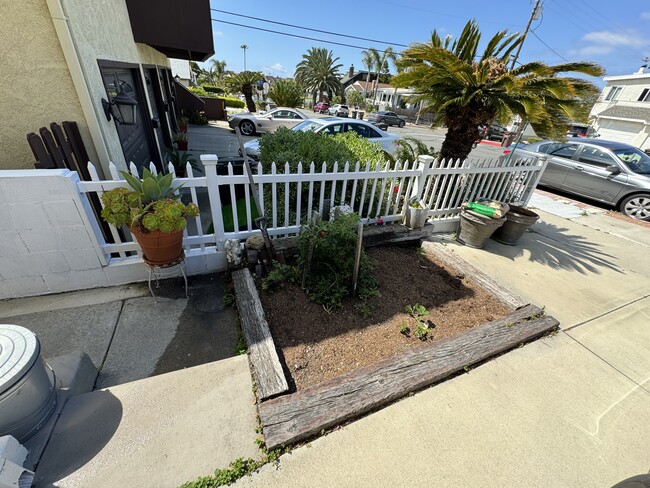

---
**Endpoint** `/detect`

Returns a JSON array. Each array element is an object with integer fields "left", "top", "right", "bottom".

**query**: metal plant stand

[{"left": 143, "top": 253, "right": 188, "bottom": 302}]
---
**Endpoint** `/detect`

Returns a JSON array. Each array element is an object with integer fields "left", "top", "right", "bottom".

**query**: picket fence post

[
  {"left": 201, "top": 154, "right": 226, "bottom": 251},
  {"left": 410, "top": 155, "right": 433, "bottom": 202}
]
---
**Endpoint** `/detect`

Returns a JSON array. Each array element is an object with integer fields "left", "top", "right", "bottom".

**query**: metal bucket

[
  {"left": 0, "top": 325, "right": 57, "bottom": 443},
  {"left": 457, "top": 209, "right": 506, "bottom": 249},
  {"left": 492, "top": 205, "right": 540, "bottom": 246}
]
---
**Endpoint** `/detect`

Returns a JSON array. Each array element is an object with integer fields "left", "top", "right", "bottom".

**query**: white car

[
  {"left": 328, "top": 104, "right": 349, "bottom": 117},
  {"left": 227, "top": 107, "right": 309, "bottom": 136},
  {"left": 242, "top": 117, "right": 400, "bottom": 158}
]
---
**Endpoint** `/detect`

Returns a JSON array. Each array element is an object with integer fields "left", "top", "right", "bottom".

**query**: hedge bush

[
  {"left": 220, "top": 97, "right": 245, "bottom": 108},
  {"left": 203, "top": 85, "right": 225, "bottom": 94}
]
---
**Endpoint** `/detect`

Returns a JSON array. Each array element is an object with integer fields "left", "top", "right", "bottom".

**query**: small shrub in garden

[
  {"left": 262, "top": 262, "right": 298, "bottom": 291},
  {"left": 299, "top": 213, "right": 378, "bottom": 308},
  {"left": 203, "top": 85, "right": 225, "bottom": 94}
]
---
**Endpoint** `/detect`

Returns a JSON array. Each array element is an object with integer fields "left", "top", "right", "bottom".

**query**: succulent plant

[{"left": 101, "top": 169, "right": 199, "bottom": 232}]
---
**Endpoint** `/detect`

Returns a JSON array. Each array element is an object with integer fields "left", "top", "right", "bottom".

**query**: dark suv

[
  {"left": 367, "top": 111, "right": 406, "bottom": 128},
  {"left": 485, "top": 123, "right": 506, "bottom": 141}
]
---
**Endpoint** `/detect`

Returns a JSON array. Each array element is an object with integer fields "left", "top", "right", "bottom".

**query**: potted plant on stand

[
  {"left": 173, "top": 132, "right": 189, "bottom": 151},
  {"left": 165, "top": 148, "right": 200, "bottom": 177},
  {"left": 100, "top": 169, "right": 199, "bottom": 265},
  {"left": 176, "top": 116, "right": 189, "bottom": 133}
]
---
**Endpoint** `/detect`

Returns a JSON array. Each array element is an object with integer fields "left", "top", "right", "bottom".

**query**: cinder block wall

[
  {"left": 0, "top": 169, "right": 109, "bottom": 299},
  {"left": 0, "top": 169, "right": 227, "bottom": 299}
]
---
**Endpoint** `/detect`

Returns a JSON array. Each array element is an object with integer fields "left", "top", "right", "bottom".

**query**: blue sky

[{"left": 203, "top": 0, "right": 650, "bottom": 86}]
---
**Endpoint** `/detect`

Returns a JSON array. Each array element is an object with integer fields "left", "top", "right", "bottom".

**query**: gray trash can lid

[{"left": 0, "top": 325, "right": 40, "bottom": 390}]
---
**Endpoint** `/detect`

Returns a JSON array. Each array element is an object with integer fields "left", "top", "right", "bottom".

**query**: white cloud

[
  {"left": 214, "top": 31, "right": 224, "bottom": 37},
  {"left": 263, "top": 63, "right": 289, "bottom": 76},
  {"left": 581, "top": 30, "right": 649, "bottom": 48},
  {"left": 641, "top": 12, "right": 650, "bottom": 20},
  {"left": 569, "top": 46, "right": 614, "bottom": 57}
]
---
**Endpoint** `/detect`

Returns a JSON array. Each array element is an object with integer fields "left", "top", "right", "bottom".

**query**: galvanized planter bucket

[
  {"left": 404, "top": 206, "right": 428, "bottom": 229},
  {"left": 0, "top": 325, "right": 57, "bottom": 442},
  {"left": 457, "top": 209, "right": 506, "bottom": 249},
  {"left": 491, "top": 205, "right": 540, "bottom": 246}
]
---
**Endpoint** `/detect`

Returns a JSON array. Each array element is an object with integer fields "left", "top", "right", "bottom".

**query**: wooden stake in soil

[
  {"left": 351, "top": 221, "right": 364, "bottom": 296},
  {"left": 302, "top": 211, "right": 319, "bottom": 289}
]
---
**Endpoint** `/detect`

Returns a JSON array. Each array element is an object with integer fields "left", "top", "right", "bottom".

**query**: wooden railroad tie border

[
  {"left": 232, "top": 268, "right": 289, "bottom": 400},
  {"left": 259, "top": 304, "right": 558, "bottom": 450}
]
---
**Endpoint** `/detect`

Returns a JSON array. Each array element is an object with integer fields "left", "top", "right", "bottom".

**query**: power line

[
  {"left": 530, "top": 31, "right": 569, "bottom": 62},
  {"left": 211, "top": 8, "right": 408, "bottom": 48},
  {"left": 212, "top": 18, "right": 399, "bottom": 54}
]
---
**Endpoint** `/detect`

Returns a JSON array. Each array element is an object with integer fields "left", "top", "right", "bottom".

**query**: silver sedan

[{"left": 227, "top": 108, "right": 309, "bottom": 136}]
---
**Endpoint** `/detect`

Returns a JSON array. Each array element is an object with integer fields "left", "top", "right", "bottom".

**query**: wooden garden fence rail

[{"left": 76, "top": 154, "right": 547, "bottom": 264}]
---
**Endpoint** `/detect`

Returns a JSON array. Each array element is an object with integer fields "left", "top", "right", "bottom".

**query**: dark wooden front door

[{"left": 100, "top": 66, "right": 160, "bottom": 171}]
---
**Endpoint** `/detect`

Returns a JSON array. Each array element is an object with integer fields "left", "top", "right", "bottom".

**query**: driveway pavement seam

[
  {"left": 563, "top": 293, "right": 650, "bottom": 332},
  {"left": 563, "top": 331, "right": 650, "bottom": 394},
  {"left": 94, "top": 299, "right": 125, "bottom": 389}
]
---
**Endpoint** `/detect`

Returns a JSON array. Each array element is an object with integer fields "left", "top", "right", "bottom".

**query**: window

[
  {"left": 577, "top": 146, "right": 616, "bottom": 168},
  {"left": 547, "top": 143, "right": 579, "bottom": 158},
  {"left": 605, "top": 86, "right": 623, "bottom": 101},
  {"left": 272, "top": 110, "right": 291, "bottom": 119},
  {"left": 319, "top": 123, "right": 345, "bottom": 136},
  {"left": 613, "top": 148, "right": 650, "bottom": 174},
  {"left": 347, "top": 123, "right": 381, "bottom": 138},
  {"left": 638, "top": 88, "right": 650, "bottom": 102}
]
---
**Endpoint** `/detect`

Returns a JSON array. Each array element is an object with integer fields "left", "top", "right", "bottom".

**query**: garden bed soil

[{"left": 257, "top": 246, "right": 511, "bottom": 391}]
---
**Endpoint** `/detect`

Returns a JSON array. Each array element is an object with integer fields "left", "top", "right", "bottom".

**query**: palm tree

[
  {"left": 361, "top": 48, "right": 379, "bottom": 98},
  {"left": 225, "top": 71, "right": 264, "bottom": 112},
  {"left": 210, "top": 59, "right": 227, "bottom": 83},
  {"left": 295, "top": 47, "right": 343, "bottom": 106},
  {"left": 371, "top": 47, "right": 397, "bottom": 106},
  {"left": 392, "top": 20, "right": 604, "bottom": 161},
  {"left": 267, "top": 79, "right": 304, "bottom": 108}
]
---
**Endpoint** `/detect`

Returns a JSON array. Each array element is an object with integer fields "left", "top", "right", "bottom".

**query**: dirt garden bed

[
  {"left": 258, "top": 245, "right": 511, "bottom": 391},
  {"left": 232, "top": 236, "right": 558, "bottom": 449}
]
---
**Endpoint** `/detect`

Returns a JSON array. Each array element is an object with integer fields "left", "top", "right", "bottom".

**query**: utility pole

[
  {"left": 241, "top": 44, "right": 248, "bottom": 72},
  {"left": 510, "top": 0, "right": 543, "bottom": 70}
]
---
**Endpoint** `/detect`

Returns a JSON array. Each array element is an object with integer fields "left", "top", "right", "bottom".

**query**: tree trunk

[
  {"left": 365, "top": 71, "right": 372, "bottom": 98},
  {"left": 438, "top": 103, "right": 493, "bottom": 163},
  {"left": 242, "top": 84, "right": 256, "bottom": 112},
  {"left": 312, "top": 91, "right": 317, "bottom": 106}
]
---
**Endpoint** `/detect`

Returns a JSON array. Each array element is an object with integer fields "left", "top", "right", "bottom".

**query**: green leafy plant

[
  {"left": 189, "top": 110, "right": 208, "bottom": 125},
  {"left": 234, "top": 330, "right": 247, "bottom": 355},
  {"left": 299, "top": 212, "right": 378, "bottom": 308},
  {"left": 172, "top": 131, "right": 188, "bottom": 143},
  {"left": 405, "top": 304, "right": 431, "bottom": 340},
  {"left": 346, "top": 90, "right": 365, "bottom": 109},
  {"left": 267, "top": 79, "right": 304, "bottom": 108},
  {"left": 394, "top": 136, "right": 439, "bottom": 164},
  {"left": 399, "top": 323, "right": 410, "bottom": 336},
  {"left": 100, "top": 169, "right": 198, "bottom": 232},
  {"left": 262, "top": 262, "right": 298, "bottom": 291},
  {"left": 202, "top": 85, "right": 225, "bottom": 94},
  {"left": 165, "top": 148, "right": 199, "bottom": 174}
]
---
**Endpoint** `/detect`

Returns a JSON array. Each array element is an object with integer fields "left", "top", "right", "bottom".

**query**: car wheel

[
  {"left": 620, "top": 194, "right": 650, "bottom": 220},
  {"left": 239, "top": 120, "right": 255, "bottom": 136},
  {"left": 398, "top": 120, "right": 405, "bottom": 128}
]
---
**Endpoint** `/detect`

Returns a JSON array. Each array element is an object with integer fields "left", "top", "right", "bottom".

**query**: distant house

[
  {"left": 589, "top": 66, "right": 650, "bottom": 149},
  {"left": 2, "top": 0, "right": 214, "bottom": 175}
]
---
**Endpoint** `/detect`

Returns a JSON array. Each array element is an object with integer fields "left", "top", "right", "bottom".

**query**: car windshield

[
  {"left": 613, "top": 148, "right": 650, "bottom": 174},
  {"left": 291, "top": 120, "right": 324, "bottom": 132}
]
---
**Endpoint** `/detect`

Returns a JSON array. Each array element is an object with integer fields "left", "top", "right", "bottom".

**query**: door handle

[{"left": 574, "top": 165, "right": 584, "bottom": 171}]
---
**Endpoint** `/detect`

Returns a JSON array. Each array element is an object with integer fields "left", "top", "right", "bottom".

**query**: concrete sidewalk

[{"left": 230, "top": 197, "right": 650, "bottom": 487}]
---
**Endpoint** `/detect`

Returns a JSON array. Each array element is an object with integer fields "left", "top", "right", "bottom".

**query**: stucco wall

[
  {"left": 60, "top": 0, "right": 169, "bottom": 172},
  {"left": 0, "top": 0, "right": 96, "bottom": 170}
]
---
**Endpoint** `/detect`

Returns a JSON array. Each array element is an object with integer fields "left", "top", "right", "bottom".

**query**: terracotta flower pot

[
  {"left": 176, "top": 141, "right": 188, "bottom": 151},
  {"left": 129, "top": 227, "right": 184, "bottom": 265}
]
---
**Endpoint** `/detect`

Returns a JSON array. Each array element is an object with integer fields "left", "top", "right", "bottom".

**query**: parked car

[
  {"left": 485, "top": 123, "right": 507, "bottom": 141},
  {"left": 503, "top": 138, "right": 650, "bottom": 220},
  {"left": 313, "top": 101, "right": 330, "bottom": 114},
  {"left": 242, "top": 117, "right": 400, "bottom": 159},
  {"left": 328, "top": 104, "right": 349, "bottom": 117},
  {"left": 227, "top": 107, "right": 309, "bottom": 136},
  {"left": 367, "top": 111, "right": 406, "bottom": 128}
]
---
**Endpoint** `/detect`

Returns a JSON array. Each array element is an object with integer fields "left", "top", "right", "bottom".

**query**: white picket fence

[{"left": 75, "top": 153, "right": 547, "bottom": 264}]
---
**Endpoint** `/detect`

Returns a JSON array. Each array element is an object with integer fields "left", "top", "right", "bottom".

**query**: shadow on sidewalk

[{"left": 491, "top": 221, "right": 623, "bottom": 275}]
